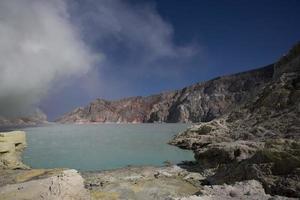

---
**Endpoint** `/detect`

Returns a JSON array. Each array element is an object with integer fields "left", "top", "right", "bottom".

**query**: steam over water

[{"left": 22, "top": 124, "right": 194, "bottom": 171}]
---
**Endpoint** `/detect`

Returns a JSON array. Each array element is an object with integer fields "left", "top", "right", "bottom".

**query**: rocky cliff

[
  {"left": 170, "top": 42, "right": 300, "bottom": 197},
  {"left": 57, "top": 65, "right": 274, "bottom": 123}
]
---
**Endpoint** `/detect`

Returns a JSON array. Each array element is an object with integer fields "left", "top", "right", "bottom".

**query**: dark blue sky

[{"left": 41, "top": 0, "right": 300, "bottom": 120}]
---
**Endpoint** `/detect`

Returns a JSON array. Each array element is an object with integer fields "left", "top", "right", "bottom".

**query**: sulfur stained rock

[
  {"left": 0, "top": 131, "right": 29, "bottom": 170},
  {"left": 83, "top": 166, "right": 200, "bottom": 200},
  {"left": 0, "top": 169, "right": 90, "bottom": 200},
  {"left": 174, "top": 180, "right": 297, "bottom": 200},
  {"left": 207, "top": 139, "right": 300, "bottom": 197}
]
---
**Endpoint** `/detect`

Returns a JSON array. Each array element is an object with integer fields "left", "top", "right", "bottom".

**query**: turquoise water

[{"left": 22, "top": 124, "right": 194, "bottom": 171}]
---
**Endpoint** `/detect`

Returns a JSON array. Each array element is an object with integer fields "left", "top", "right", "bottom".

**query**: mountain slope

[
  {"left": 57, "top": 65, "right": 274, "bottom": 123},
  {"left": 170, "top": 42, "right": 300, "bottom": 197}
]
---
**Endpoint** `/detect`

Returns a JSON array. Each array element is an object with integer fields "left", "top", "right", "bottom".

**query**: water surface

[{"left": 22, "top": 124, "right": 194, "bottom": 171}]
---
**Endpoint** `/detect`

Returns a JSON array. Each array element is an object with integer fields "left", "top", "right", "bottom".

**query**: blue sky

[{"left": 38, "top": 0, "right": 300, "bottom": 120}]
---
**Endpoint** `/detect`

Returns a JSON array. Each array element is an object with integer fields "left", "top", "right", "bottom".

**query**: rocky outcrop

[
  {"left": 174, "top": 180, "right": 296, "bottom": 200},
  {"left": 0, "top": 169, "right": 90, "bottom": 200},
  {"left": 0, "top": 131, "right": 29, "bottom": 169},
  {"left": 2, "top": 164, "right": 294, "bottom": 200},
  {"left": 83, "top": 165, "right": 296, "bottom": 200},
  {"left": 83, "top": 166, "right": 200, "bottom": 200},
  {"left": 170, "top": 42, "right": 300, "bottom": 197},
  {"left": 57, "top": 64, "right": 274, "bottom": 123},
  {"left": 208, "top": 139, "right": 300, "bottom": 197}
]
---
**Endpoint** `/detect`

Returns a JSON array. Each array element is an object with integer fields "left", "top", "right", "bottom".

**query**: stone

[
  {"left": 0, "top": 169, "right": 90, "bottom": 200},
  {"left": 0, "top": 131, "right": 29, "bottom": 169},
  {"left": 173, "top": 180, "right": 297, "bottom": 200},
  {"left": 83, "top": 166, "right": 201, "bottom": 200}
]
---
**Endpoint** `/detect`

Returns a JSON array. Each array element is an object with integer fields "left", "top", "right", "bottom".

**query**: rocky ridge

[
  {"left": 170, "top": 42, "right": 300, "bottom": 197},
  {"left": 57, "top": 65, "right": 274, "bottom": 123}
]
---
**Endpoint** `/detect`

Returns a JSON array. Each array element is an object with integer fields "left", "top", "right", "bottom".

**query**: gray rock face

[
  {"left": 57, "top": 65, "right": 273, "bottom": 123},
  {"left": 57, "top": 95, "right": 163, "bottom": 123},
  {"left": 170, "top": 42, "right": 300, "bottom": 198}
]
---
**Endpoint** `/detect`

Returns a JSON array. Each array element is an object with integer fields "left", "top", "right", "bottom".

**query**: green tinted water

[{"left": 22, "top": 124, "right": 194, "bottom": 171}]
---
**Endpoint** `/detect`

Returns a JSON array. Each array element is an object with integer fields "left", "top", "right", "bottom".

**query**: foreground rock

[
  {"left": 83, "top": 165, "right": 297, "bottom": 200},
  {"left": 83, "top": 166, "right": 200, "bottom": 200},
  {"left": 175, "top": 180, "right": 295, "bottom": 200},
  {"left": 0, "top": 131, "right": 29, "bottom": 169},
  {"left": 170, "top": 42, "right": 300, "bottom": 198},
  {"left": 1, "top": 164, "right": 295, "bottom": 200},
  {"left": 0, "top": 131, "right": 89, "bottom": 200},
  {"left": 0, "top": 169, "right": 90, "bottom": 200}
]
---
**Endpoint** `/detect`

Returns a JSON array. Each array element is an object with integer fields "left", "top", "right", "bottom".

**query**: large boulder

[{"left": 209, "top": 139, "right": 300, "bottom": 197}]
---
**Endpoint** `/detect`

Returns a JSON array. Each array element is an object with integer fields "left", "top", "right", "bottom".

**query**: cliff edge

[{"left": 170, "top": 42, "right": 300, "bottom": 197}]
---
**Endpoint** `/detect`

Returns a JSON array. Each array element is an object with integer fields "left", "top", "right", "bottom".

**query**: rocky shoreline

[{"left": 0, "top": 131, "right": 298, "bottom": 200}]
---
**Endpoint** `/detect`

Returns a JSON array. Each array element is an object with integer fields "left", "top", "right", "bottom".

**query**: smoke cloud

[
  {"left": 70, "top": 0, "right": 197, "bottom": 66},
  {"left": 64, "top": 0, "right": 199, "bottom": 99},
  {"left": 0, "top": 0, "right": 199, "bottom": 119},
  {"left": 0, "top": 0, "right": 98, "bottom": 116}
]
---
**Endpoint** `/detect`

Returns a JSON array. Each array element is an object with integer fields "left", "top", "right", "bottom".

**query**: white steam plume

[{"left": 0, "top": 0, "right": 98, "bottom": 116}]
